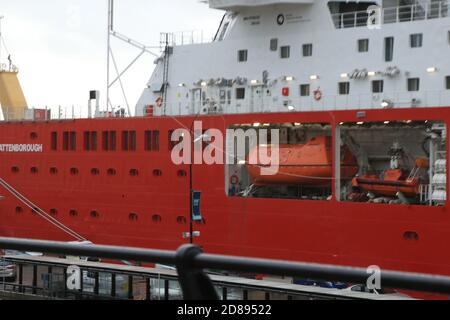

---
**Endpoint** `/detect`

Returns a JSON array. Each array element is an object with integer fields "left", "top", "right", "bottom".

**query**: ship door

[
  {"left": 251, "top": 85, "right": 263, "bottom": 113},
  {"left": 191, "top": 89, "right": 202, "bottom": 114}
]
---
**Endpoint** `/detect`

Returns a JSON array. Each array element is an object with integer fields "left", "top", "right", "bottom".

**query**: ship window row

[
  {"left": 298, "top": 77, "right": 444, "bottom": 96},
  {"left": 10, "top": 165, "right": 185, "bottom": 178},
  {"left": 14, "top": 206, "right": 197, "bottom": 224},
  {"left": 240, "top": 42, "right": 313, "bottom": 61},
  {"left": 51, "top": 130, "right": 160, "bottom": 152}
]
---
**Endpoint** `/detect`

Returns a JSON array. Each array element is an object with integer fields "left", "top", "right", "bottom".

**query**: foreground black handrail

[{"left": 1, "top": 237, "right": 450, "bottom": 299}]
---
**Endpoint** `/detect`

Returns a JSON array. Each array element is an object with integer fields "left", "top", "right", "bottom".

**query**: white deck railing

[
  {"left": 332, "top": 1, "right": 449, "bottom": 29},
  {"left": 1, "top": 90, "right": 450, "bottom": 121}
]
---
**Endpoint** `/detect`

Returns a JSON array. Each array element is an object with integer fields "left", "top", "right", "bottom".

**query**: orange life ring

[
  {"left": 230, "top": 175, "right": 239, "bottom": 185},
  {"left": 156, "top": 96, "right": 163, "bottom": 107},
  {"left": 314, "top": 89, "right": 322, "bottom": 101}
]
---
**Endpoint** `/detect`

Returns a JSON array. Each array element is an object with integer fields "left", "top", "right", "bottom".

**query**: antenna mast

[{"left": 106, "top": 0, "right": 159, "bottom": 117}]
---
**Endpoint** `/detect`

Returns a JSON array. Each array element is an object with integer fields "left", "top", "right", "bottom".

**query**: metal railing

[
  {"left": 1, "top": 89, "right": 450, "bottom": 121},
  {"left": 332, "top": 1, "right": 449, "bottom": 29},
  {"left": 161, "top": 30, "right": 214, "bottom": 48},
  {"left": 1, "top": 237, "right": 450, "bottom": 300}
]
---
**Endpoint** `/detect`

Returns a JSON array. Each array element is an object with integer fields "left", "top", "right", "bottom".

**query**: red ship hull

[{"left": 1, "top": 107, "right": 450, "bottom": 282}]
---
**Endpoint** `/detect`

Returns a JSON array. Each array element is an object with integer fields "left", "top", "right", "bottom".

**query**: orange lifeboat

[
  {"left": 352, "top": 170, "right": 420, "bottom": 197},
  {"left": 246, "top": 136, "right": 359, "bottom": 186}
]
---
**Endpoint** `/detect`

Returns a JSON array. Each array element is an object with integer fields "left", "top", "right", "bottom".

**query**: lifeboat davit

[{"left": 246, "top": 136, "right": 359, "bottom": 186}]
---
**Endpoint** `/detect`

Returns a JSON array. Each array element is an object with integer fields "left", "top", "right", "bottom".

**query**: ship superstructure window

[
  {"left": 358, "top": 39, "right": 369, "bottom": 52},
  {"left": 83, "top": 131, "right": 97, "bottom": 151},
  {"left": 446, "top": 76, "right": 450, "bottom": 89},
  {"left": 300, "top": 84, "right": 310, "bottom": 97},
  {"left": 51, "top": 132, "right": 58, "bottom": 151},
  {"left": 145, "top": 130, "right": 160, "bottom": 151},
  {"left": 280, "top": 46, "right": 290, "bottom": 59},
  {"left": 270, "top": 38, "right": 278, "bottom": 51},
  {"left": 122, "top": 130, "right": 136, "bottom": 151},
  {"left": 372, "top": 80, "right": 384, "bottom": 93},
  {"left": 384, "top": 37, "right": 394, "bottom": 62},
  {"left": 236, "top": 88, "right": 246, "bottom": 100},
  {"left": 410, "top": 33, "right": 423, "bottom": 48},
  {"left": 303, "top": 44, "right": 313, "bottom": 57},
  {"left": 339, "top": 82, "right": 350, "bottom": 95},
  {"left": 63, "top": 131, "right": 76, "bottom": 151},
  {"left": 408, "top": 78, "right": 420, "bottom": 91},
  {"left": 238, "top": 50, "right": 248, "bottom": 62},
  {"left": 102, "top": 131, "right": 117, "bottom": 151}
]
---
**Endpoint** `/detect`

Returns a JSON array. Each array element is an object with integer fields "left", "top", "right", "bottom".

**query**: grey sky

[{"left": 0, "top": 0, "right": 223, "bottom": 114}]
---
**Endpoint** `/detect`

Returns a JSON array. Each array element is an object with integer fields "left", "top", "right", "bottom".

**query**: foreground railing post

[{"left": 176, "top": 244, "right": 219, "bottom": 300}]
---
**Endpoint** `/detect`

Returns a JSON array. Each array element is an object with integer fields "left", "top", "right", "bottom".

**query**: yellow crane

[{"left": 0, "top": 69, "right": 28, "bottom": 120}]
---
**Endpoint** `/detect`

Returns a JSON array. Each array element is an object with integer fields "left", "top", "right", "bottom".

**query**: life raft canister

[
  {"left": 156, "top": 96, "right": 163, "bottom": 107},
  {"left": 314, "top": 88, "right": 322, "bottom": 101}
]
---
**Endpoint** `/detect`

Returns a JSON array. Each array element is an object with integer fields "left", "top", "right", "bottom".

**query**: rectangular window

[
  {"left": 110, "top": 131, "right": 117, "bottom": 151},
  {"left": 236, "top": 88, "right": 246, "bottom": 100},
  {"left": 103, "top": 131, "right": 116, "bottom": 151},
  {"left": 84, "top": 132, "right": 97, "bottom": 151},
  {"left": 129, "top": 131, "right": 136, "bottom": 151},
  {"left": 122, "top": 131, "right": 129, "bottom": 151},
  {"left": 51, "top": 132, "right": 58, "bottom": 151},
  {"left": 238, "top": 50, "right": 248, "bottom": 62},
  {"left": 385, "top": 37, "right": 394, "bottom": 62},
  {"left": 280, "top": 46, "right": 290, "bottom": 59},
  {"left": 446, "top": 76, "right": 450, "bottom": 89},
  {"left": 300, "top": 84, "right": 310, "bottom": 97},
  {"left": 102, "top": 131, "right": 109, "bottom": 151},
  {"left": 339, "top": 82, "right": 350, "bottom": 95},
  {"left": 408, "top": 78, "right": 420, "bottom": 91},
  {"left": 84, "top": 132, "right": 90, "bottom": 151},
  {"left": 270, "top": 38, "right": 278, "bottom": 51},
  {"left": 121, "top": 131, "right": 136, "bottom": 151},
  {"left": 372, "top": 80, "right": 384, "bottom": 93},
  {"left": 63, "top": 132, "right": 69, "bottom": 151},
  {"left": 168, "top": 130, "right": 177, "bottom": 151},
  {"left": 302, "top": 44, "right": 313, "bottom": 57},
  {"left": 145, "top": 131, "right": 152, "bottom": 151},
  {"left": 358, "top": 39, "right": 369, "bottom": 52},
  {"left": 69, "top": 132, "right": 76, "bottom": 151},
  {"left": 153, "top": 131, "right": 160, "bottom": 151},
  {"left": 410, "top": 33, "right": 423, "bottom": 48}
]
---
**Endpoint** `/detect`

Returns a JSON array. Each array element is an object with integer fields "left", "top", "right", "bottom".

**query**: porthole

[
  {"left": 69, "top": 209, "right": 78, "bottom": 217},
  {"left": 404, "top": 231, "right": 419, "bottom": 241},
  {"left": 30, "top": 132, "right": 38, "bottom": 140},
  {"left": 30, "top": 167, "right": 39, "bottom": 174},
  {"left": 49, "top": 208, "right": 58, "bottom": 216},
  {"left": 129, "top": 169, "right": 139, "bottom": 177},
  {"left": 177, "top": 216, "right": 187, "bottom": 224},
  {"left": 70, "top": 168, "right": 79, "bottom": 175},
  {"left": 152, "top": 214, "right": 162, "bottom": 223},
  {"left": 129, "top": 213, "right": 138, "bottom": 221},
  {"left": 177, "top": 170, "right": 187, "bottom": 177},
  {"left": 50, "top": 167, "right": 58, "bottom": 175},
  {"left": 91, "top": 168, "right": 100, "bottom": 176},
  {"left": 90, "top": 210, "right": 99, "bottom": 219},
  {"left": 107, "top": 168, "right": 117, "bottom": 176},
  {"left": 15, "top": 207, "right": 23, "bottom": 214},
  {"left": 31, "top": 207, "right": 39, "bottom": 215},
  {"left": 153, "top": 169, "right": 162, "bottom": 177},
  {"left": 11, "top": 166, "right": 19, "bottom": 173}
]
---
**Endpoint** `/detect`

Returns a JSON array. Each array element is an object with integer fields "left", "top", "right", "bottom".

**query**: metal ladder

[{"left": 161, "top": 33, "right": 171, "bottom": 115}]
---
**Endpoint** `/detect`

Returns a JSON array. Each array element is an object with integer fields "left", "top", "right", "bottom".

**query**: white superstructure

[{"left": 136, "top": 0, "right": 450, "bottom": 117}]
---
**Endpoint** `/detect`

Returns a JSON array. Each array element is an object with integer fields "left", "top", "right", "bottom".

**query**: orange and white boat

[{"left": 246, "top": 136, "right": 359, "bottom": 186}]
